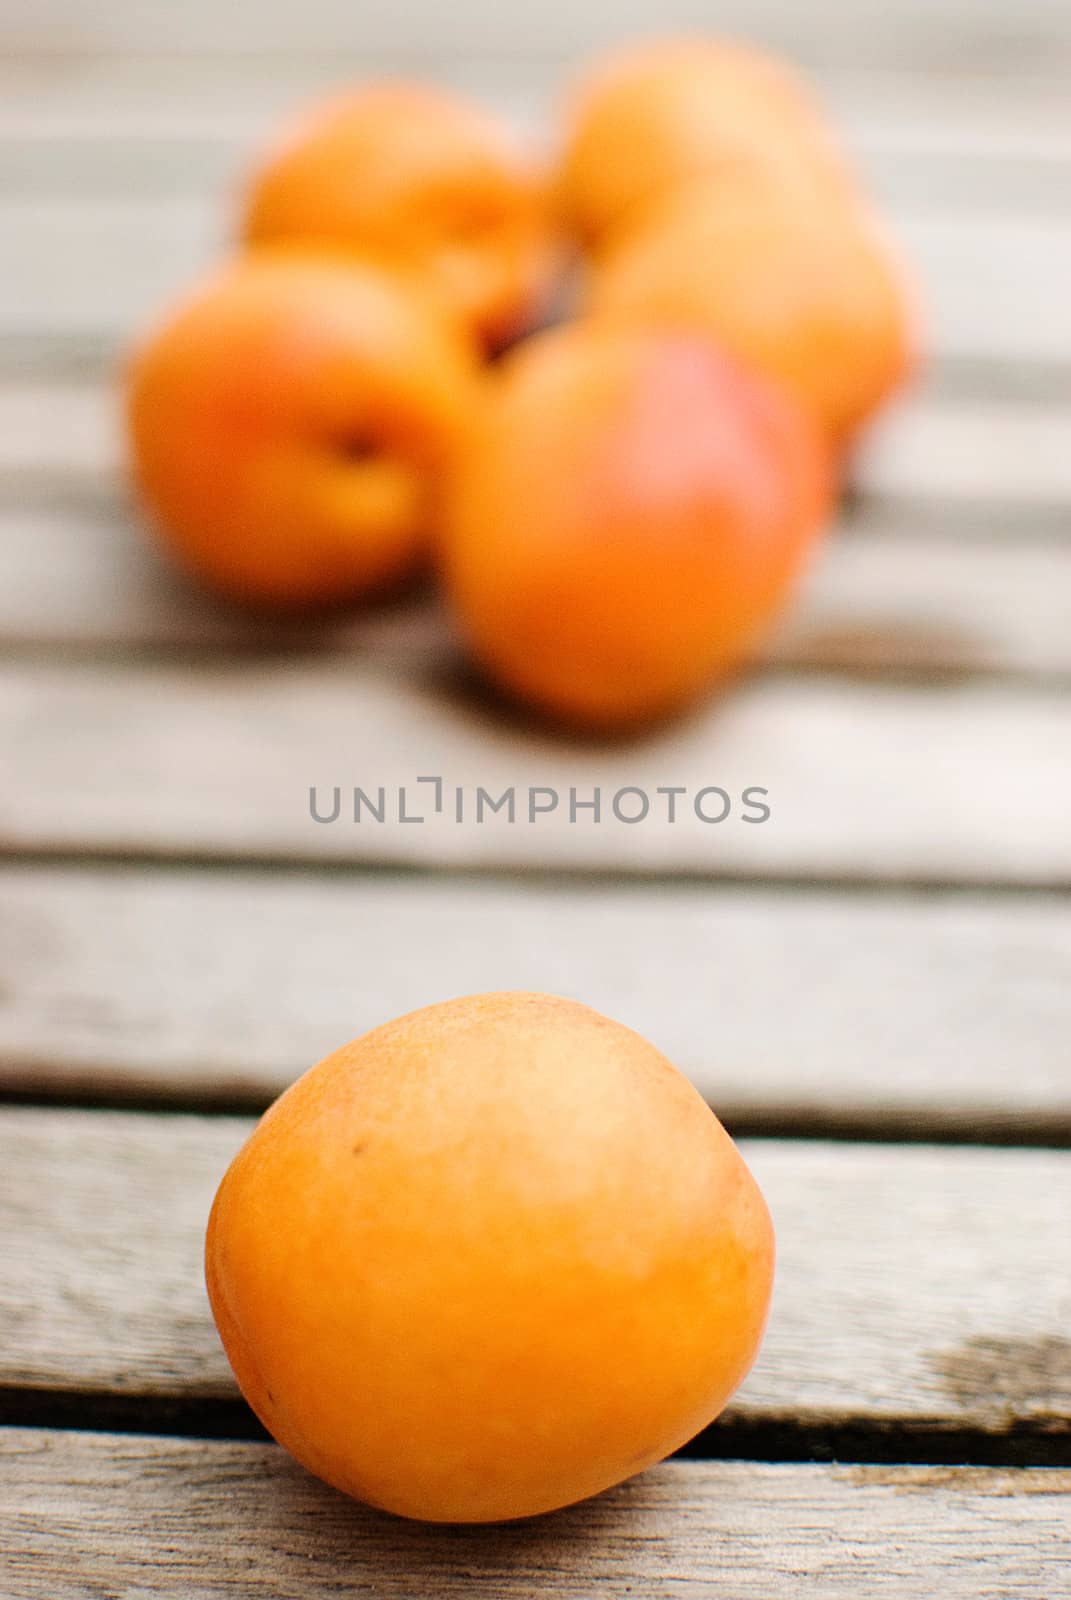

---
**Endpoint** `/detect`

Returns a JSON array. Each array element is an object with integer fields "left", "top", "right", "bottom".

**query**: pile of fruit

[{"left": 127, "top": 38, "right": 915, "bottom": 731}]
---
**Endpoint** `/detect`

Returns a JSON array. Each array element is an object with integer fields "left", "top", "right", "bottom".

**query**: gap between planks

[
  {"left": 0, "top": 508, "right": 1070, "bottom": 679},
  {"left": 0, "top": 658, "right": 1068, "bottom": 885},
  {"left": 1, "top": 1106, "right": 1069, "bottom": 1436},
  {"left": 0, "top": 865, "right": 1068, "bottom": 1133},
  {"left": 4, "top": 1392, "right": 1071, "bottom": 1469}
]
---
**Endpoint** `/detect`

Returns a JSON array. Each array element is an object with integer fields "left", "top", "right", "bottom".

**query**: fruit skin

[
  {"left": 556, "top": 36, "right": 851, "bottom": 253},
  {"left": 588, "top": 176, "right": 916, "bottom": 444},
  {"left": 243, "top": 81, "right": 553, "bottom": 348},
  {"left": 442, "top": 322, "right": 832, "bottom": 731},
  {"left": 206, "top": 992, "right": 775, "bottom": 1524},
  {"left": 126, "top": 254, "right": 480, "bottom": 608}
]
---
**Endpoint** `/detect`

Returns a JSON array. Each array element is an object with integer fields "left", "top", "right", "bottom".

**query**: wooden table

[{"left": 1, "top": 4, "right": 1070, "bottom": 1593}]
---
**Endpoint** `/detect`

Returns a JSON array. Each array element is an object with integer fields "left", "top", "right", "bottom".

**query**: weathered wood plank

[
  {"left": 7, "top": 0, "right": 1071, "bottom": 71},
  {"left": 0, "top": 199, "right": 222, "bottom": 350},
  {"left": 849, "top": 399, "right": 1071, "bottom": 514},
  {"left": 0, "top": 501, "right": 451, "bottom": 653},
  {"left": 772, "top": 536, "right": 1071, "bottom": 678},
  {"left": 2, "top": 503, "right": 1069, "bottom": 677},
  {"left": 3, "top": 204, "right": 1068, "bottom": 370},
  {"left": 1, "top": 866, "right": 1068, "bottom": 1131},
  {"left": 0, "top": 659, "right": 1067, "bottom": 883},
  {"left": 2, "top": 1107, "right": 1069, "bottom": 1431},
  {"left": 898, "top": 213, "right": 1071, "bottom": 369},
  {"left": 7, "top": 385, "right": 1071, "bottom": 531},
  {"left": 1, "top": 1431, "right": 1068, "bottom": 1598},
  {"left": 0, "top": 384, "right": 117, "bottom": 485}
]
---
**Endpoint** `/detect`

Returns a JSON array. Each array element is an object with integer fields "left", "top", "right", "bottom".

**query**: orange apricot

[
  {"left": 206, "top": 992, "right": 775, "bottom": 1523},
  {"left": 556, "top": 36, "right": 852, "bottom": 252},
  {"left": 126, "top": 254, "right": 480, "bottom": 608},
  {"left": 442, "top": 321, "right": 832, "bottom": 730},
  {"left": 243, "top": 81, "right": 554, "bottom": 348},
  {"left": 588, "top": 177, "right": 915, "bottom": 444}
]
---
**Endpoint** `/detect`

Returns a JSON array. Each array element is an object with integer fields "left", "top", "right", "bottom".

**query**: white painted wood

[
  {"left": 0, "top": 658, "right": 1067, "bottom": 883},
  {"left": 1, "top": 867, "right": 1067, "bottom": 1129},
  {"left": 2, "top": 1108, "right": 1069, "bottom": 1432},
  {"left": 0, "top": 1431, "right": 1068, "bottom": 1596}
]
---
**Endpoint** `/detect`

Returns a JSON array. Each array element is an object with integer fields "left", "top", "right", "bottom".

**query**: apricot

[
  {"left": 206, "top": 993, "right": 774, "bottom": 1523},
  {"left": 442, "top": 322, "right": 832, "bottom": 730},
  {"left": 556, "top": 37, "right": 852, "bottom": 252},
  {"left": 126, "top": 254, "right": 480, "bottom": 607},
  {"left": 243, "top": 82, "right": 553, "bottom": 348},
  {"left": 589, "top": 177, "right": 915, "bottom": 443}
]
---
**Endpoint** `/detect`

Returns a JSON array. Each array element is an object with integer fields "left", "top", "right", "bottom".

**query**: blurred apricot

[
  {"left": 443, "top": 322, "right": 832, "bottom": 731},
  {"left": 557, "top": 36, "right": 851, "bottom": 252},
  {"left": 206, "top": 992, "right": 775, "bottom": 1522},
  {"left": 126, "top": 254, "right": 480, "bottom": 608},
  {"left": 589, "top": 177, "right": 916, "bottom": 443},
  {"left": 243, "top": 82, "right": 554, "bottom": 348}
]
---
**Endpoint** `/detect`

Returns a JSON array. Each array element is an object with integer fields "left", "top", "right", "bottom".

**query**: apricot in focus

[{"left": 206, "top": 992, "right": 775, "bottom": 1522}]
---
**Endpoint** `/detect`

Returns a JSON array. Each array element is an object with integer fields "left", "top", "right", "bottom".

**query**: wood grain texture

[
  {"left": 3, "top": 204, "right": 1069, "bottom": 370},
  {"left": 1, "top": 1431, "right": 1069, "bottom": 1599},
  {"left": 1, "top": 866, "right": 1069, "bottom": 1131},
  {"left": 1, "top": 658, "right": 1068, "bottom": 884},
  {"left": 1, "top": 31, "right": 1067, "bottom": 1591},
  {"left": 2, "top": 1107, "right": 1069, "bottom": 1431}
]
